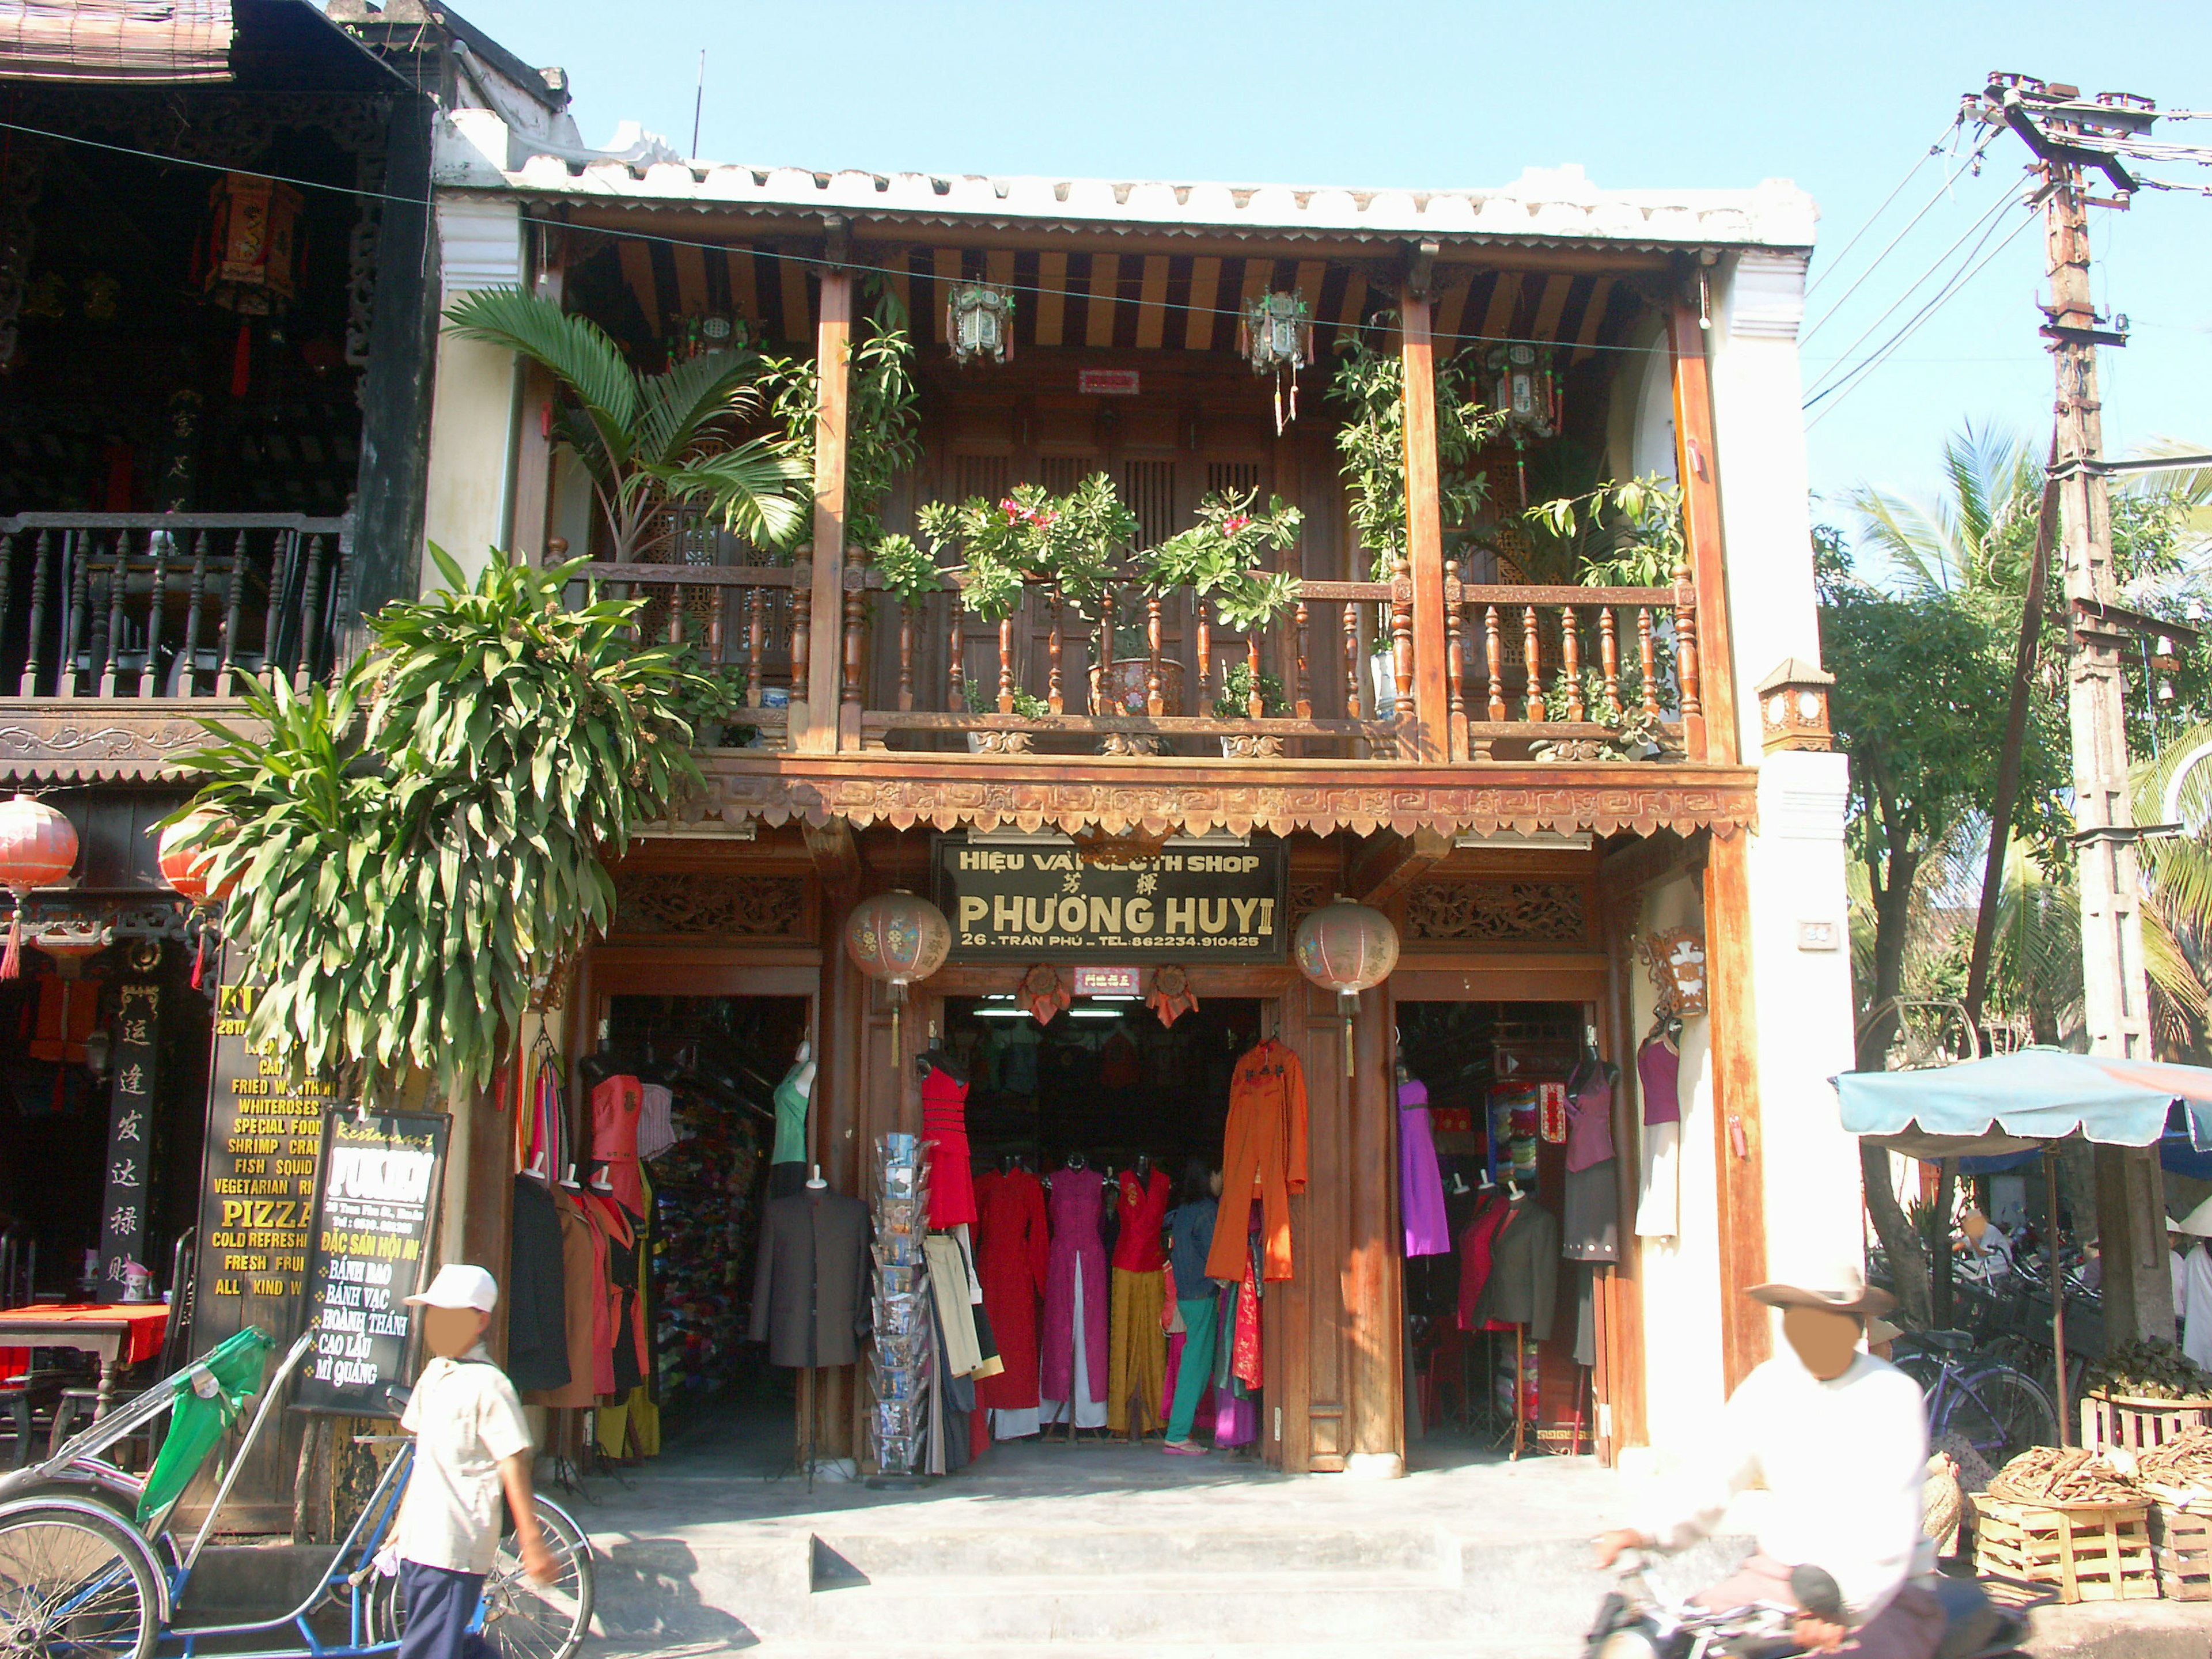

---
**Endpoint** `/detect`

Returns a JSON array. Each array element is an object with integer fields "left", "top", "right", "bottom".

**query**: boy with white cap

[{"left": 392, "top": 1263, "right": 555, "bottom": 1659}]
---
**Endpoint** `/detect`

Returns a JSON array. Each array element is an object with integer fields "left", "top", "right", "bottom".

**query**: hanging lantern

[
  {"left": 1293, "top": 898, "right": 1399, "bottom": 1076},
  {"left": 0, "top": 793, "right": 79, "bottom": 981},
  {"left": 844, "top": 891, "right": 952, "bottom": 1069},
  {"left": 157, "top": 807, "right": 237, "bottom": 905},
  {"left": 202, "top": 174, "right": 304, "bottom": 317},
  {"left": 946, "top": 283, "right": 1016, "bottom": 366},
  {"left": 1240, "top": 291, "right": 1315, "bottom": 433},
  {"left": 1485, "top": 342, "right": 1560, "bottom": 506}
]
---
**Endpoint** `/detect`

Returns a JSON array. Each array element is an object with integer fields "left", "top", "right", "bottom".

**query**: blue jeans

[{"left": 396, "top": 1559, "right": 491, "bottom": 1659}]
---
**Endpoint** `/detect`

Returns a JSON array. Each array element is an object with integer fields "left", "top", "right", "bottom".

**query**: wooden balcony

[{"left": 0, "top": 513, "right": 352, "bottom": 779}]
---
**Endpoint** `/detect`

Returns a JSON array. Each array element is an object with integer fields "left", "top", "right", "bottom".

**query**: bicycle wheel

[
  {"left": 0, "top": 1502, "right": 161, "bottom": 1659},
  {"left": 370, "top": 1495, "right": 593, "bottom": 1659},
  {"left": 1938, "top": 1366, "right": 2058, "bottom": 1468}
]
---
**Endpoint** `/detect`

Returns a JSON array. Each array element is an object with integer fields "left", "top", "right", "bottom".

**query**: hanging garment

[
  {"left": 771, "top": 1061, "right": 810, "bottom": 1167},
  {"left": 636, "top": 1083, "right": 679, "bottom": 1160},
  {"left": 1455, "top": 1194, "right": 1514, "bottom": 1332},
  {"left": 590, "top": 1074, "right": 646, "bottom": 1213},
  {"left": 974, "top": 1168, "right": 1050, "bottom": 1416},
  {"left": 1563, "top": 1160, "right": 1621, "bottom": 1263},
  {"left": 1113, "top": 1167, "right": 1171, "bottom": 1271},
  {"left": 506, "top": 1174, "right": 570, "bottom": 1392},
  {"left": 1230, "top": 1227, "right": 1264, "bottom": 1391},
  {"left": 1107, "top": 1266, "right": 1167, "bottom": 1434},
  {"left": 1471, "top": 1198, "right": 1561, "bottom": 1340},
  {"left": 595, "top": 1384, "right": 660, "bottom": 1459},
  {"left": 1206, "top": 1038, "right": 1309, "bottom": 1283},
  {"left": 525, "top": 1184, "right": 600, "bottom": 1408},
  {"left": 1101, "top": 1030, "right": 1141, "bottom": 1091},
  {"left": 1565, "top": 1069, "right": 1616, "bottom": 1172},
  {"left": 748, "top": 1188, "right": 872, "bottom": 1368},
  {"left": 926, "top": 1235, "right": 985, "bottom": 1376},
  {"left": 1574, "top": 1263, "right": 1600, "bottom": 1368},
  {"left": 580, "top": 1190, "right": 647, "bottom": 1396},
  {"left": 922, "top": 1065, "right": 980, "bottom": 1229},
  {"left": 1041, "top": 1167, "right": 1109, "bottom": 1410},
  {"left": 1041, "top": 1255, "right": 1107, "bottom": 1428},
  {"left": 1638, "top": 1037, "right": 1682, "bottom": 1124},
  {"left": 1399, "top": 1080, "right": 1453, "bottom": 1257},
  {"left": 525, "top": 1059, "right": 570, "bottom": 1185}
]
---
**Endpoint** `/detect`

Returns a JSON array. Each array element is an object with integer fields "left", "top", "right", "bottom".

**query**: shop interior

[{"left": 1396, "top": 999, "right": 1618, "bottom": 1464}]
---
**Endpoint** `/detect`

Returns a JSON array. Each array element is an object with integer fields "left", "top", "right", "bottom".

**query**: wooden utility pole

[{"left": 1980, "top": 75, "right": 2171, "bottom": 1340}]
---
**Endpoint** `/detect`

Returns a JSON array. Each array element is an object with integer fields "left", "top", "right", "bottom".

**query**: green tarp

[{"left": 137, "top": 1326, "right": 274, "bottom": 1525}]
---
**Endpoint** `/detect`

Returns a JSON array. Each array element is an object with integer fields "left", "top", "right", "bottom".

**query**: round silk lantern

[
  {"left": 157, "top": 807, "right": 236, "bottom": 905},
  {"left": 843, "top": 891, "right": 952, "bottom": 1070},
  {"left": 1293, "top": 897, "right": 1399, "bottom": 1076},
  {"left": 0, "top": 793, "right": 79, "bottom": 980}
]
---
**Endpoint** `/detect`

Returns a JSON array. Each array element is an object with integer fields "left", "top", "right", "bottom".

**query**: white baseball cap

[{"left": 404, "top": 1263, "right": 499, "bottom": 1313}]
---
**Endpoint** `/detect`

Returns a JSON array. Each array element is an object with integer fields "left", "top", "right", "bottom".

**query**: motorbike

[{"left": 1584, "top": 1555, "right": 2027, "bottom": 1659}]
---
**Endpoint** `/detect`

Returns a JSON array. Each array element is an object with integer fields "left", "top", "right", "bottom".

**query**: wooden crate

[
  {"left": 2081, "top": 1392, "right": 2212, "bottom": 1453},
  {"left": 1973, "top": 1496, "right": 2158, "bottom": 1604},
  {"left": 2152, "top": 1499, "right": 2212, "bottom": 1601}
]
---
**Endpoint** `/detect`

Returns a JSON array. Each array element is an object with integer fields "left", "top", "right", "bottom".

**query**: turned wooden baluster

[
  {"left": 1673, "top": 559, "right": 1703, "bottom": 724},
  {"left": 1343, "top": 600, "right": 1362, "bottom": 736},
  {"left": 139, "top": 530, "right": 170, "bottom": 697},
  {"left": 61, "top": 532, "right": 91, "bottom": 698},
  {"left": 1047, "top": 587, "right": 1065, "bottom": 714},
  {"left": 1638, "top": 607, "right": 1661, "bottom": 718},
  {"left": 746, "top": 586, "right": 766, "bottom": 706},
  {"left": 842, "top": 576, "right": 867, "bottom": 718},
  {"left": 1599, "top": 607, "right": 1623, "bottom": 719},
  {"left": 1522, "top": 604, "right": 1541, "bottom": 722},
  {"left": 294, "top": 534, "right": 328, "bottom": 692},
  {"left": 1390, "top": 555, "right": 1414, "bottom": 724},
  {"left": 1484, "top": 604, "right": 1506, "bottom": 721},
  {"left": 946, "top": 596, "right": 965, "bottom": 714},
  {"left": 1245, "top": 633, "right": 1263, "bottom": 719},
  {"left": 1560, "top": 607, "right": 1583, "bottom": 722},
  {"left": 99, "top": 547, "right": 126, "bottom": 696},
  {"left": 1196, "top": 615, "right": 1211, "bottom": 705},
  {"left": 218, "top": 531, "right": 248, "bottom": 694},
  {"left": 1093, "top": 588, "right": 1111, "bottom": 715},
  {"left": 708, "top": 585, "right": 726, "bottom": 675},
  {"left": 897, "top": 601, "right": 915, "bottom": 711},
  {"left": 1293, "top": 600, "right": 1312, "bottom": 718},
  {"left": 1145, "top": 593, "right": 1164, "bottom": 717},
  {"left": 1444, "top": 561, "right": 1467, "bottom": 731},
  {"left": 0, "top": 536, "right": 13, "bottom": 696},
  {"left": 998, "top": 615, "right": 1016, "bottom": 714},
  {"left": 179, "top": 532, "right": 211, "bottom": 698},
  {"left": 790, "top": 582, "right": 810, "bottom": 707},
  {"left": 20, "top": 531, "right": 52, "bottom": 696},
  {"left": 666, "top": 582, "right": 685, "bottom": 647}
]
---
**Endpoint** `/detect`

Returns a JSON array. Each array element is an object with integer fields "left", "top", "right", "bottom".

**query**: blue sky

[{"left": 454, "top": 0, "right": 2212, "bottom": 533}]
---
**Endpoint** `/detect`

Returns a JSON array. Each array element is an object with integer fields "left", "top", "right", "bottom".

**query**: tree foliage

[{"left": 171, "top": 548, "right": 709, "bottom": 1103}]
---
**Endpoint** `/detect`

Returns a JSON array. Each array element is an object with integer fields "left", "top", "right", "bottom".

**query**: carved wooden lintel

[{"left": 0, "top": 701, "right": 235, "bottom": 781}]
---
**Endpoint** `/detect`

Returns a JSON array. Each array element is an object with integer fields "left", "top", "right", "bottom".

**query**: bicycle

[
  {"left": 1891, "top": 1330, "right": 2059, "bottom": 1469},
  {"left": 0, "top": 1327, "right": 594, "bottom": 1659}
]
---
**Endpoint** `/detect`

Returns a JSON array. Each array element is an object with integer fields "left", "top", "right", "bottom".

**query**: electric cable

[
  {"left": 1801, "top": 114, "right": 1964, "bottom": 302},
  {"left": 1801, "top": 123, "right": 2001, "bottom": 329}
]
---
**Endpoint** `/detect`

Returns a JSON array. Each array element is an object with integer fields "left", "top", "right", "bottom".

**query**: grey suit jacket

[
  {"left": 749, "top": 1190, "right": 872, "bottom": 1368},
  {"left": 1471, "top": 1198, "right": 1560, "bottom": 1341}
]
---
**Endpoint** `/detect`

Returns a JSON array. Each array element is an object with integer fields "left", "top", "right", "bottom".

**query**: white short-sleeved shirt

[{"left": 395, "top": 1347, "right": 533, "bottom": 1574}]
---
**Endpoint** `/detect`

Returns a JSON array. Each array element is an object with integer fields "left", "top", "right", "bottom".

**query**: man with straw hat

[{"left": 1595, "top": 1261, "right": 1941, "bottom": 1657}]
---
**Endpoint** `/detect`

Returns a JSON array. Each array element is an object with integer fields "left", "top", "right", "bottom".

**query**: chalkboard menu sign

[{"left": 296, "top": 1109, "right": 448, "bottom": 1417}]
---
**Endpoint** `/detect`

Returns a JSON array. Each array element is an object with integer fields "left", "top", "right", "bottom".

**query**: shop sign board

[
  {"left": 296, "top": 1109, "right": 448, "bottom": 1417},
  {"left": 933, "top": 839, "right": 1286, "bottom": 961},
  {"left": 94, "top": 982, "right": 160, "bottom": 1299}
]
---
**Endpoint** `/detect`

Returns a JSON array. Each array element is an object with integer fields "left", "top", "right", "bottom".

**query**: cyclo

[{"left": 0, "top": 1328, "right": 593, "bottom": 1659}]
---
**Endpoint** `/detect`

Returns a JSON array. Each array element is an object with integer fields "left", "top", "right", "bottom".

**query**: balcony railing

[
  {"left": 575, "top": 554, "right": 1702, "bottom": 764},
  {"left": 0, "top": 514, "right": 353, "bottom": 700}
]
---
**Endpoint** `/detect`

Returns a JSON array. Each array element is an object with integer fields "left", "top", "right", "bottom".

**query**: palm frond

[
  {"left": 658, "top": 439, "right": 814, "bottom": 550},
  {"left": 1846, "top": 482, "right": 1962, "bottom": 596},
  {"left": 635, "top": 351, "right": 762, "bottom": 468},
  {"left": 444, "top": 289, "right": 641, "bottom": 465}
]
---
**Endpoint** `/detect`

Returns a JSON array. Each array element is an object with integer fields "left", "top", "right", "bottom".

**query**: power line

[
  {"left": 1802, "top": 114, "right": 1965, "bottom": 302},
  {"left": 1802, "top": 124, "right": 2002, "bottom": 331}
]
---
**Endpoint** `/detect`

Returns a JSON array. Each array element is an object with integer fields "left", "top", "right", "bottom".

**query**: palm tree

[
  {"left": 444, "top": 289, "right": 811, "bottom": 563},
  {"left": 1845, "top": 423, "right": 2042, "bottom": 599}
]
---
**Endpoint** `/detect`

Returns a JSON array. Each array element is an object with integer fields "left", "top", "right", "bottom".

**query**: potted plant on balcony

[
  {"left": 887, "top": 472, "right": 1136, "bottom": 624},
  {"left": 1211, "top": 661, "right": 1291, "bottom": 759},
  {"left": 960, "top": 676, "right": 1049, "bottom": 754}
]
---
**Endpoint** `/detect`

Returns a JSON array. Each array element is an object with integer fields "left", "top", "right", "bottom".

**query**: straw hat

[
  {"left": 2176, "top": 1195, "right": 2212, "bottom": 1238},
  {"left": 1745, "top": 1257, "right": 1895, "bottom": 1318}
]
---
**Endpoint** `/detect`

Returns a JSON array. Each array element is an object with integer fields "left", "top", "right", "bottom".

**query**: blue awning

[{"left": 1836, "top": 1050, "right": 2212, "bottom": 1156}]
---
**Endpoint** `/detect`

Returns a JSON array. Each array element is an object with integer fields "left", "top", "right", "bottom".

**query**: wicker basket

[
  {"left": 1973, "top": 1495, "right": 2158, "bottom": 1604},
  {"left": 2081, "top": 1391, "right": 2212, "bottom": 1453},
  {"left": 2152, "top": 1498, "right": 2212, "bottom": 1601}
]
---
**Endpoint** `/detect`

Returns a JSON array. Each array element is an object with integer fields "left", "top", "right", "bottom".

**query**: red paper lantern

[
  {"left": 1293, "top": 898, "right": 1399, "bottom": 1076},
  {"left": 0, "top": 793, "right": 79, "bottom": 980},
  {"left": 844, "top": 891, "right": 952, "bottom": 1070},
  {"left": 158, "top": 807, "right": 236, "bottom": 904}
]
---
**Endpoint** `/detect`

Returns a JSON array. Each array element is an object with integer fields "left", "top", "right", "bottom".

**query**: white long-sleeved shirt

[
  {"left": 2182, "top": 1246, "right": 2212, "bottom": 1370},
  {"left": 1640, "top": 1350, "right": 1927, "bottom": 1617}
]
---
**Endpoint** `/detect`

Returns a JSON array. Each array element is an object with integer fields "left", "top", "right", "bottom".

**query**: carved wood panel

[
  {"left": 1404, "top": 880, "right": 1591, "bottom": 946},
  {"left": 608, "top": 873, "right": 806, "bottom": 939}
]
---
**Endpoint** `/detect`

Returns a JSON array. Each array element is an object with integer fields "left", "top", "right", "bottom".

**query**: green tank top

[{"left": 772, "top": 1067, "right": 810, "bottom": 1166}]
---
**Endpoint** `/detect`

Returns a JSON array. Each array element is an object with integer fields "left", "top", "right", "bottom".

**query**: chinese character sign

[{"left": 96, "top": 983, "right": 160, "bottom": 1299}]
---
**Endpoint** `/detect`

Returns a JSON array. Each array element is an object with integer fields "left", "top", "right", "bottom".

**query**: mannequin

[{"left": 768, "top": 1042, "right": 817, "bottom": 1200}]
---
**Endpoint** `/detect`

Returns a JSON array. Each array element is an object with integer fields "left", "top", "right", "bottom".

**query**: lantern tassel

[
  {"left": 190, "top": 930, "right": 206, "bottom": 990},
  {"left": 1, "top": 903, "right": 20, "bottom": 981}
]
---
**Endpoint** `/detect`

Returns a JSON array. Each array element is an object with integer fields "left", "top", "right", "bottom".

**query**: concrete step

[{"left": 805, "top": 1522, "right": 1446, "bottom": 1582}]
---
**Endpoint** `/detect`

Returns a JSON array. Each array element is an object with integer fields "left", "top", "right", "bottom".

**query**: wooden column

[
  {"left": 1398, "top": 286, "right": 1448, "bottom": 763},
  {"left": 802, "top": 260, "right": 854, "bottom": 753},
  {"left": 814, "top": 882, "right": 867, "bottom": 1459},
  {"left": 1346, "top": 978, "right": 1405, "bottom": 1475},
  {"left": 1703, "top": 834, "right": 1769, "bottom": 1389},
  {"left": 461, "top": 1082, "right": 513, "bottom": 1361},
  {"left": 1599, "top": 902, "right": 1648, "bottom": 1455},
  {"left": 1668, "top": 293, "right": 1738, "bottom": 766}
]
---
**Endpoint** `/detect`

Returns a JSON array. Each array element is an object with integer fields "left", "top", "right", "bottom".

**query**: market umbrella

[{"left": 1835, "top": 1050, "right": 2212, "bottom": 1446}]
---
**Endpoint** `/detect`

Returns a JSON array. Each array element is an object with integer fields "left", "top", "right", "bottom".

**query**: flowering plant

[
  {"left": 895, "top": 473, "right": 1138, "bottom": 623},
  {"left": 1135, "top": 488, "right": 1304, "bottom": 631}
]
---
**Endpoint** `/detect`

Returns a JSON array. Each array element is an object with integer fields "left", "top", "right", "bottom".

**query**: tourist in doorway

[
  {"left": 1162, "top": 1160, "right": 1222, "bottom": 1457},
  {"left": 392, "top": 1265, "right": 556, "bottom": 1659}
]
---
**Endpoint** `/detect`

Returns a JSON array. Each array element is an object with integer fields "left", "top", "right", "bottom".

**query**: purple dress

[
  {"left": 1041, "top": 1166, "right": 1109, "bottom": 1406},
  {"left": 1399, "top": 1080, "right": 1452, "bottom": 1257}
]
